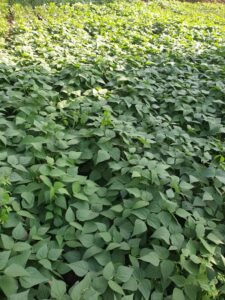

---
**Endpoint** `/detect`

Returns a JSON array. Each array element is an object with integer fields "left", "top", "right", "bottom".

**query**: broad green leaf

[
  {"left": 151, "top": 227, "right": 170, "bottom": 244},
  {"left": 0, "top": 251, "right": 10, "bottom": 269},
  {"left": 207, "top": 233, "right": 223, "bottom": 245},
  {"left": 132, "top": 219, "right": 147, "bottom": 236},
  {"left": 50, "top": 278, "right": 67, "bottom": 299},
  {"left": 69, "top": 260, "right": 89, "bottom": 277},
  {"left": 151, "top": 291, "right": 163, "bottom": 300},
  {"left": 13, "top": 242, "right": 31, "bottom": 252},
  {"left": 37, "top": 244, "right": 48, "bottom": 260},
  {"left": 122, "top": 295, "right": 134, "bottom": 300},
  {"left": 96, "top": 150, "right": 110, "bottom": 164},
  {"left": 1, "top": 234, "right": 14, "bottom": 249},
  {"left": 170, "top": 275, "right": 186, "bottom": 287},
  {"left": 138, "top": 279, "right": 151, "bottom": 300},
  {"left": 39, "top": 259, "right": 52, "bottom": 270},
  {"left": 196, "top": 224, "right": 205, "bottom": 239},
  {"left": 69, "top": 151, "right": 82, "bottom": 160},
  {"left": 70, "top": 273, "right": 92, "bottom": 300},
  {"left": 139, "top": 251, "right": 160, "bottom": 266},
  {"left": 48, "top": 249, "right": 62, "bottom": 261},
  {"left": 0, "top": 276, "right": 18, "bottom": 297},
  {"left": 8, "top": 251, "right": 31, "bottom": 267},
  {"left": 200, "top": 238, "right": 215, "bottom": 254},
  {"left": 160, "top": 260, "right": 175, "bottom": 279},
  {"left": 19, "top": 267, "right": 48, "bottom": 288},
  {"left": 9, "top": 290, "right": 29, "bottom": 300},
  {"left": 103, "top": 262, "right": 115, "bottom": 280},
  {"left": 172, "top": 288, "right": 185, "bottom": 300},
  {"left": 99, "top": 232, "right": 111, "bottom": 242},
  {"left": 108, "top": 280, "right": 124, "bottom": 295},
  {"left": 176, "top": 208, "right": 190, "bottom": 219},
  {"left": 40, "top": 175, "right": 52, "bottom": 187},
  {"left": 4, "top": 264, "right": 29, "bottom": 277},
  {"left": 65, "top": 207, "right": 75, "bottom": 222},
  {"left": 12, "top": 223, "right": 27, "bottom": 240},
  {"left": 115, "top": 266, "right": 133, "bottom": 283},
  {"left": 21, "top": 192, "right": 34, "bottom": 206}
]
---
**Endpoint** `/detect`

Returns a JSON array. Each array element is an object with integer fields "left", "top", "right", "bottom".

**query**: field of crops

[{"left": 0, "top": 0, "right": 225, "bottom": 299}]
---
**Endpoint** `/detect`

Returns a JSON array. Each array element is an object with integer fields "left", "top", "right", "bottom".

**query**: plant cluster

[{"left": 0, "top": 0, "right": 225, "bottom": 299}]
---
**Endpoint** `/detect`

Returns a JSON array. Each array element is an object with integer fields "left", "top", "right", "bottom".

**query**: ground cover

[{"left": 0, "top": 0, "right": 225, "bottom": 299}]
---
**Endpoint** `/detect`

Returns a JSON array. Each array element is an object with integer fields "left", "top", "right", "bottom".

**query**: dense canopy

[{"left": 0, "top": 0, "right": 225, "bottom": 299}]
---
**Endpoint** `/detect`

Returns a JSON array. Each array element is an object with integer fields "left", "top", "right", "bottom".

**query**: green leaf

[
  {"left": 76, "top": 209, "right": 98, "bottom": 221},
  {"left": 40, "top": 175, "right": 52, "bottom": 187},
  {"left": 1, "top": 234, "right": 14, "bottom": 249},
  {"left": 7, "top": 155, "right": 18, "bottom": 166},
  {"left": 21, "top": 192, "right": 34, "bottom": 206},
  {"left": 19, "top": 267, "right": 48, "bottom": 288},
  {"left": 138, "top": 279, "right": 151, "bottom": 300},
  {"left": 8, "top": 251, "right": 31, "bottom": 267},
  {"left": 12, "top": 223, "right": 27, "bottom": 240},
  {"left": 65, "top": 207, "right": 75, "bottom": 222},
  {"left": 9, "top": 290, "right": 29, "bottom": 300},
  {"left": 176, "top": 208, "right": 190, "bottom": 219},
  {"left": 0, "top": 276, "right": 18, "bottom": 297},
  {"left": 4, "top": 264, "right": 29, "bottom": 277},
  {"left": 39, "top": 259, "right": 52, "bottom": 270},
  {"left": 48, "top": 248, "right": 62, "bottom": 261},
  {"left": 122, "top": 295, "right": 134, "bottom": 300},
  {"left": 170, "top": 275, "right": 186, "bottom": 287},
  {"left": 99, "top": 232, "right": 111, "bottom": 242},
  {"left": 83, "top": 246, "right": 102, "bottom": 260},
  {"left": 108, "top": 280, "right": 124, "bottom": 295},
  {"left": 207, "top": 233, "right": 223, "bottom": 245},
  {"left": 103, "top": 262, "right": 115, "bottom": 280},
  {"left": 37, "top": 244, "right": 48, "bottom": 260},
  {"left": 69, "top": 260, "right": 89, "bottom": 277},
  {"left": 196, "top": 224, "right": 205, "bottom": 239},
  {"left": 70, "top": 273, "right": 92, "bottom": 300},
  {"left": 72, "top": 182, "right": 81, "bottom": 194},
  {"left": 96, "top": 150, "right": 110, "bottom": 164},
  {"left": 160, "top": 260, "right": 175, "bottom": 279},
  {"left": 13, "top": 242, "right": 31, "bottom": 252},
  {"left": 115, "top": 266, "right": 133, "bottom": 283},
  {"left": 216, "top": 176, "right": 225, "bottom": 184},
  {"left": 151, "top": 227, "right": 170, "bottom": 244},
  {"left": 139, "top": 251, "right": 160, "bottom": 266},
  {"left": 172, "top": 288, "right": 185, "bottom": 300},
  {"left": 50, "top": 278, "right": 66, "bottom": 299},
  {"left": 17, "top": 210, "right": 35, "bottom": 219},
  {"left": 0, "top": 251, "right": 10, "bottom": 270},
  {"left": 151, "top": 291, "right": 163, "bottom": 300},
  {"left": 69, "top": 151, "right": 82, "bottom": 160},
  {"left": 200, "top": 238, "right": 215, "bottom": 254},
  {"left": 132, "top": 219, "right": 147, "bottom": 236}
]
